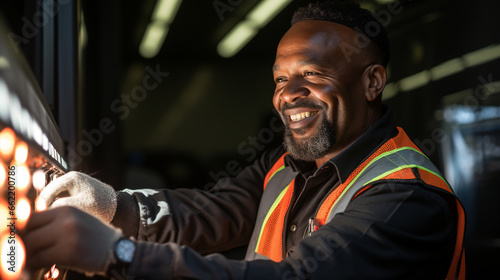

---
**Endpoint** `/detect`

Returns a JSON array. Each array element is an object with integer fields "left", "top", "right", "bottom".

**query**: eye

[
  {"left": 304, "top": 71, "right": 318, "bottom": 76},
  {"left": 275, "top": 76, "right": 287, "bottom": 83}
]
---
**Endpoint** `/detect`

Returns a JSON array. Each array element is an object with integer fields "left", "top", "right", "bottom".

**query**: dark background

[{"left": 1, "top": 0, "right": 499, "bottom": 278}]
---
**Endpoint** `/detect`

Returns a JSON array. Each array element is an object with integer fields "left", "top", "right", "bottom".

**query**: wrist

[{"left": 111, "top": 191, "right": 140, "bottom": 236}]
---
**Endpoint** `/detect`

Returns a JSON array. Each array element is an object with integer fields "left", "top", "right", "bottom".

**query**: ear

[{"left": 363, "top": 64, "right": 387, "bottom": 102}]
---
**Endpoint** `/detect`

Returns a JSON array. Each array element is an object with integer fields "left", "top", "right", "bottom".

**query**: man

[{"left": 24, "top": 1, "right": 465, "bottom": 279}]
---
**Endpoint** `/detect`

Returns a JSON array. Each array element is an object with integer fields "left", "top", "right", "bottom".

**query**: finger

[
  {"left": 24, "top": 207, "right": 80, "bottom": 268},
  {"left": 23, "top": 217, "right": 58, "bottom": 258},
  {"left": 51, "top": 196, "right": 81, "bottom": 208},
  {"left": 24, "top": 209, "right": 57, "bottom": 232},
  {"left": 23, "top": 212, "right": 61, "bottom": 270},
  {"left": 39, "top": 172, "right": 77, "bottom": 206},
  {"left": 51, "top": 196, "right": 101, "bottom": 219}
]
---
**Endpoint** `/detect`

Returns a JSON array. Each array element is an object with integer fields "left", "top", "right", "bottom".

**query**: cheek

[
  {"left": 272, "top": 91, "right": 288, "bottom": 124},
  {"left": 272, "top": 90, "right": 281, "bottom": 111},
  {"left": 311, "top": 84, "right": 344, "bottom": 126},
  {"left": 311, "top": 84, "right": 337, "bottom": 108}
]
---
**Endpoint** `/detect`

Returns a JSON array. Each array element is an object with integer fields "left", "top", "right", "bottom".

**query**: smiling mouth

[{"left": 289, "top": 111, "right": 318, "bottom": 122}]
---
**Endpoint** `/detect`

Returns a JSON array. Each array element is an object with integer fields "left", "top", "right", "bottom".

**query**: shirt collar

[
  {"left": 285, "top": 106, "right": 397, "bottom": 183},
  {"left": 285, "top": 155, "right": 317, "bottom": 178}
]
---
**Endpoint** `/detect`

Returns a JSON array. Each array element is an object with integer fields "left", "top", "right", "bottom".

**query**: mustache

[{"left": 281, "top": 99, "right": 326, "bottom": 115}]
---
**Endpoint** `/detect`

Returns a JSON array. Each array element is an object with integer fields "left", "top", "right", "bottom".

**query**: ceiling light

[
  {"left": 463, "top": 44, "right": 500, "bottom": 67},
  {"left": 139, "top": 0, "right": 183, "bottom": 58},
  {"left": 430, "top": 58, "right": 465, "bottom": 81},
  {"left": 384, "top": 44, "right": 500, "bottom": 100},
  {"left": 217, "top": 22, "right": 259, "bottom": 58},
  {"left": 399, "top": 70, "right": 431, "bottom": 92},
  {"left": 153, "top": 0, "right": 183, "bottom": 23},
  {"left": 217, "top": 0, "right": 292, "bottom": 58},
  {"left": 247, "top": 0, "right": 293, "bottom": 27},
  {"left": 139, "top": 23, "right": 169, "bottom": 58},
  {"left": 382, "top": 83, "right": 398, "bottom": 100}
]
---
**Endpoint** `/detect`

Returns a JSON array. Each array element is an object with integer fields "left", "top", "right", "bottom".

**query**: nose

[{"left": 280, "top": 76, "right": 310, "bottom": 103}]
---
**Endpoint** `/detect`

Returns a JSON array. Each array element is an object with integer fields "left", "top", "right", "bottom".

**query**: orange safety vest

[{"left": 246, "top": 127, "right": 465, "bottom": 280}]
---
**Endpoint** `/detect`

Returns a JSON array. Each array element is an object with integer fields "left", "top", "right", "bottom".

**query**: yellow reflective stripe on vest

[
  {"left": 266, "top": 165, "right": 285, "bottom": 186},
  {"left": 254, "top": 182, "right": 292, "bottom": 251},
  {"left": 325, "top": 147, "right": 450, "bottom": 221},
  {"left": 329, "top": 147, "right": 425, "bottom": 215},
  {"left": 360, "top": 146, "right": 452, "bottom": 193},
  {"left": 364, "top": 164, "right": 450, "bottom": 189}
]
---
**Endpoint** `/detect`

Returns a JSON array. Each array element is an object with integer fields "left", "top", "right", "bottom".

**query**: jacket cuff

[
  {"left": 111, "top": 191, "right": 140, "bottom": 238},
  {"left": 245, "top": 259, "right": 288, "bottom": 280}
]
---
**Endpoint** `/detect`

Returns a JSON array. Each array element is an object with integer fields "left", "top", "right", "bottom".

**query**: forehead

[{"left": 274, "top": 20, "right": 359, "bottom": 68}]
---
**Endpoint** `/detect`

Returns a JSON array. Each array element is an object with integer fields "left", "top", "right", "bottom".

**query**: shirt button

[{"left": 290, "top": 224, "right": 298, "bottom": 232}]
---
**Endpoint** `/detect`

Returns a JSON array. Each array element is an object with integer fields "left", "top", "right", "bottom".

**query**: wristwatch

[
  {"left": 107, "top": 237, "right": 136, "bottom": 277},
  {"left": 108, "top": 237, "right": 136, "bottom": 277},
  {"left": 114, "top": 237, "right": 136, "bottom": 264}
]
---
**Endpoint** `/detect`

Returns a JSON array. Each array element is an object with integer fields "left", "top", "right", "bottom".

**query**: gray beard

[{"left": 283, "top": 111, "right": 336, "bottom": 162}]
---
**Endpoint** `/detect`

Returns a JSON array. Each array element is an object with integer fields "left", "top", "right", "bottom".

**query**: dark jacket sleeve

[
  {"left": 110, "top": 146, "right": 286, "bottom": 254},
  {"left": 123, "top": 182, "right": 458, "bottom": 279}
]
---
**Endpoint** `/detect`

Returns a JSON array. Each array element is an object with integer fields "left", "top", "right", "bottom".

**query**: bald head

[
  {"left": 291, "top": 1, "right": 390, "bottom": 67},
  {"left": 276, "top": 20, "right": 379, "bottom": 75}
]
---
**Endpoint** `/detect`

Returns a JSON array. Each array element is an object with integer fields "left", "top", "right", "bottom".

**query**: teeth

[{"left": 290, "top": 111, "right": 317, "bottom": 121}]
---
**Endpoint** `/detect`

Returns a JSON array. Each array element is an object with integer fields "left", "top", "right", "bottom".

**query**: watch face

[{"left": 116, "top": 238, "right": 136, "bottom": 263}]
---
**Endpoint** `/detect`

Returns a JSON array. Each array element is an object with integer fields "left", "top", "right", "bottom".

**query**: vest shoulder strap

[
  {"left": 325, "top": 146, "right": 448, "bottom": 223},
  {"left": 263, "top": 153, "right": 288, "bottom": 191}
]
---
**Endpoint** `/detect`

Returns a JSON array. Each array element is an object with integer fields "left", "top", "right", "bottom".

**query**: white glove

[{"left": 39, "top": 171, "right": 117, "bottom": 224}]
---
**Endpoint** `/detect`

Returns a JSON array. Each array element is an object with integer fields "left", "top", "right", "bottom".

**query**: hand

[
  {"left": 23, "top": 206, "right": 123, "bottom": 275},
  {"left": 39, "top": 171, "right": 117, "bottom": 223}
]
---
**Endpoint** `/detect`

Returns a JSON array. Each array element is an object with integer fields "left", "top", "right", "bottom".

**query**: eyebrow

[{"left": 272, "top": 59, "right": 323, "bottom": 72}]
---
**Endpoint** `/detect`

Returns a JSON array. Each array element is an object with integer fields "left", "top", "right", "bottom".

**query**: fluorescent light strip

[
  {"left": 463, "top": 44, "right": 500, "bottom": 67},
  {"left": 430, "top": 58, "right": 465, "bottom": 81},
  {"left": 399, "top": 70, "right": 431, "bottom": 92},
  {"left": 139, "top": 0, "right": 182, "bottom": 58},
  {"left": 139, "top": 23, "right": 170, "bottom": 58},
  {"left": 218, "top": 22, "right": 259, "bottom": 58},
  {"left": 383, "top": 44, "right": 500, "bottom": 100},
  {"left": 153, "top": 0, "right": 183, "bottom": 23},
  {"left": 383, "top": 82, "right": 398, "bottom": 100},
  {"left": 217, "top": 0, "right": 292, "bottom": 58},
  {"left": 247, "top": 0, "right": 293, "bottom": 27}
]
